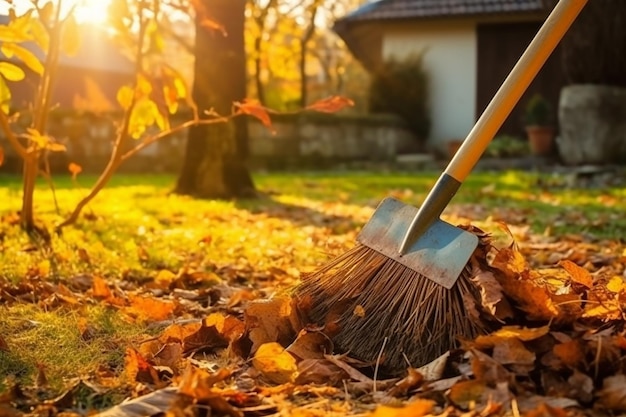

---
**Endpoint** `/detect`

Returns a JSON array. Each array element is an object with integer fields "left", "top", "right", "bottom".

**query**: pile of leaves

[{"left": 2, "top": 221, "right": 626, "bottom": 417}]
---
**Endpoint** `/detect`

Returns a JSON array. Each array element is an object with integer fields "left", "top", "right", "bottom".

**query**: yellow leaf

[
  {"left": 0, "top": 76, "right": 11, "bottom": 113},
  {"left": 136, "top": 73, "right": 152, "bottom": 96},
  {"left": 116, "top": 85, "right": 134, "bottom": 109},
  {"left": 128, "top": 98, "right": 159, "bottom": 139},
  {"left": 252, "top": 342, "right": 297, "bottom": 384},
  {"left": 474, "top": 325, "right": 550, "bottom": 348},
  {"left": 0, "top": 62, "right": 25, "bottom": 82},
  {"left": 30, "top": 19, "right": 50, "bottom": 52},
  {"left": 607, "top": 276, "right": 625, "bottom": 293},
  {"left": 61, "top": 14, "right": 80, "bottom": 56},
  {"left": 24, "top": 128, "right": 49, "bottom": 148},
  {"left": 1, "top": 43, "right": 44, "bottom": 75},
  {"left": 46, "top": 142, "right": 66, "bottom": 152}
]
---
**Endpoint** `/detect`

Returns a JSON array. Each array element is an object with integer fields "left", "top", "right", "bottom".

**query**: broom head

[{"left": 295, "top": 197, "right": 487, "bottom": 374}]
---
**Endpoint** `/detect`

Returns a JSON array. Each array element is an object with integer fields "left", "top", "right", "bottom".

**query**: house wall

[{"left": 381, "top": 20, "right": 477, "bottom": 150}]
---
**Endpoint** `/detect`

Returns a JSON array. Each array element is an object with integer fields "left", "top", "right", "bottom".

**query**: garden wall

[{"left": 0, "top": 112, "right": 419, "bottom": 173}]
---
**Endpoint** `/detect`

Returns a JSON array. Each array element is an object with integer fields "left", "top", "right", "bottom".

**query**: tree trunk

[{"left": 175, "top": 0, "right": 255, "bottom": 198}]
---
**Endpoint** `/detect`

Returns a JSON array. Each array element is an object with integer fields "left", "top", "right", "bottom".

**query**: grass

[{"left": 0, "top": 169, "right": 625, "bottom": 397}]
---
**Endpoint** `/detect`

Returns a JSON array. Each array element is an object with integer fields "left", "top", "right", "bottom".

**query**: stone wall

[{"left": 0, "top": 112, "right": 419, "bottom": 173}]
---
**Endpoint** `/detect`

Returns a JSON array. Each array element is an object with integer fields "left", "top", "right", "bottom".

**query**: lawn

[{"left": 1, "top": 170, "right": 625, "bottom": 415}]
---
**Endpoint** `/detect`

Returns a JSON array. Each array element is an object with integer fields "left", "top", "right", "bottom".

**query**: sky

[{"left": 0, "top": 0, "right": 111, "bottom": 24}]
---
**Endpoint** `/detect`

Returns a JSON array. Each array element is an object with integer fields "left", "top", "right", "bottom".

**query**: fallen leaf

[
  {"left": 368, "top": 400, "right": 434, "bottom": 417},
  {"left": 492, "top": 338, "right": 535, "bottom": 366},
  {"left": 295, "top": 359, "right": 348, "bottom": 386},
  {"left": 387, "top": 368, "right": 423, "bottom": 397},
  {"left": 245, "top": 296, "right": 298, "bottom": 353},
  {"left": 252, "top": 342, "right": 297, "bottom": 384},
  {"left": 559, "top": 260, "right": 593, "bottom": 288},
  {"left": 286, "top": 330, "right": 333, "bottom": 361},
  {"left": 125, "top": 294, "right": 175, "bottom": 321},
  {"left": 552, "top": 339, "right": 585, "bottom": 368},
  {"left": 124, "top": 347, "right": 159, "bottom": 384},
  {"left": 474, "top": 325, "right": 550, "bottom": 348},
  {"left": 597, "top": 374, "right": 626, "bottom": 412}
]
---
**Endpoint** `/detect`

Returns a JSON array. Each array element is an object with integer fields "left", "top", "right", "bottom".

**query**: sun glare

[
  {"left": 69, "top": 0, "right": 112, "bottom": 24},
  {"left": 0, "top": 0, "right": 112, "bottom": 25}
]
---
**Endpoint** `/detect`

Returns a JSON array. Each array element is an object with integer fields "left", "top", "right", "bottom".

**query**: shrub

[
  {"left": 524, "top": 94, "right": 552, "bottom": 126},
  {"left": 368, "top": 53, "right": 430, "bottom": 143},
  {"left": 485, "top": 135, "right": 529, "bottom": 158}
]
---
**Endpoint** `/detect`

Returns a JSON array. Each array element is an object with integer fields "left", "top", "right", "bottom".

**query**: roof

[{"left": 341, "top": 0, "right": 548, "bottom": 23}]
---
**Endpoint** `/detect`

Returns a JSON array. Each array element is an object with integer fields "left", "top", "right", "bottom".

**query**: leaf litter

[{"left": 1, "top": 197, "right": 626, "bottom": 416}]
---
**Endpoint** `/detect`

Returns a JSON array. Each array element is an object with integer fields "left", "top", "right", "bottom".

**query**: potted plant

[{"left": 524, "top": 94, "right": 555, "bottom": 156}]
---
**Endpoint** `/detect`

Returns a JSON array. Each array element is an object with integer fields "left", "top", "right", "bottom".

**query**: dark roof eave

[{"left": 333, "top": 19, "right": 383, "bottom": 72}]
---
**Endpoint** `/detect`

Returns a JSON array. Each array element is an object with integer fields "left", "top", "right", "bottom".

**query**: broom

[{"left": 295, "top": 0, "right": 588, "bottom": 374}]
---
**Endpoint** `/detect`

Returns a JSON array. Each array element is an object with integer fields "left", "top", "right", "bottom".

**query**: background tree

[{"left": 175, "top": 0, "right": 255, "bottom": 198}]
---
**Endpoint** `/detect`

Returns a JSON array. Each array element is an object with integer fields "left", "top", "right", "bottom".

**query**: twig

[
  {"left": 0, "top": 111, "right": 27, "bottom": 158},
  {"left": 373, "top": 336, "right": 388, "bottom": 394}
]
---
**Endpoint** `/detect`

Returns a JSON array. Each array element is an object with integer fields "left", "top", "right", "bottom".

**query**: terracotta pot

[{"left": 525, "top": 126, "right": 555, "bottom": 156}]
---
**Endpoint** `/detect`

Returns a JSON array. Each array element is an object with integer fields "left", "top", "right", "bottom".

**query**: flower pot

[{"left": 525, "top": 126, "right": 555, "bottom": 156}]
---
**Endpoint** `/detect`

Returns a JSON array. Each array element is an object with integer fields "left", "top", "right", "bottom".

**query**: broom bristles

[{"left": 295, "top": 244, "right": 487, "bottom": 374}]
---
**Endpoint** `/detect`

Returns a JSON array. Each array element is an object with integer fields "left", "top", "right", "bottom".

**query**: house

[{"left": 334, "top": 0, "right": 565, "bottom": 151}]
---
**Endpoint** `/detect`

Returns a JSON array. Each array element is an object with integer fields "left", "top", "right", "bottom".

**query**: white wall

[{"left": 382, "top": 20, "right": 477, "bottom": 149}]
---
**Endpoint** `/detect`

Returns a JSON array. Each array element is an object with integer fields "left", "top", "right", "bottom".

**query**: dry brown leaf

[
  {"left": 286, "top": 330, "right": 333, "bottom": 361},
  {"left": 492, "top": 338, "right": 535, "bottom": 366},
  {"left": 559, "top": 260, "right": 593, "bottom": 288},
  {"left": 246, "top": 296, "right": 298, "bottom": 353},
  {"left": 471, "top": 270, "right": 510, "bottom": 319},
  {"left": 597, "top": 374, "right": 626, "bottom": 412},
  {"left": 387, "top": 368, "right": 423, "bottom": 397},
  {"left": 295, "top": 358, "right": 348, "bottom": 386},
  {"left": 470, "top": 349, "right": 511, "bottom": 386},
  {"left": 446, "top": 380, "right": 510, "bottom": 411},
  {"left": 252, "top": 342, "right": 298, "bottom": 384}
]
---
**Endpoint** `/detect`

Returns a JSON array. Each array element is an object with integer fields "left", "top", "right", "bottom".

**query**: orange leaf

[
  {"left": 553, "top": 339, "right": 585, "bottom": 367},
  {"left": 234, "top": 99, "right": 273, "bottom": 131},
  {"left": 126, "top": 294, "right": 175, "bottom": 321},
  {"left": 369, "top": 399, "right": 434, "bottom": 417},
  {"left": 558, "top": 260, "right": 593, "bottom": 288},
  {"left": 91, "top": 276, "right": 112, "bottom": 299},
  {"left": 124, "top": 347, "right": 159, "bottom": 384},
  {"left": 307, "top": 96, "right": 354, "bottom": 113},
  {"left": 68, "top": 162, "right": 82, "bottom": 180},
  {"left": 0, "top": 146, "right": 4, "bottom": 166}
]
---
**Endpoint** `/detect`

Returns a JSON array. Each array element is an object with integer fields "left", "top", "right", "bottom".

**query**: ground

[{"left": 1, "top": 170, "right": 626, "bottom": 416}]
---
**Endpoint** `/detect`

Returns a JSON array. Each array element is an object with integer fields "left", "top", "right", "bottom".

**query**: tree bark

[{"left": 175, "top": 0, "right": 255, "bottom": 198}]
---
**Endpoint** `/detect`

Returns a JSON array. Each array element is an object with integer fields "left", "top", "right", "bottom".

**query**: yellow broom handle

[{"left": 446, "top": 0, "right": 588, "bottom": 182}]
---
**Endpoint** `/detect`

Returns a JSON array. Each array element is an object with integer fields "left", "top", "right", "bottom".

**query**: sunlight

[
  {"left": 72, "top": 0, "right": 111, "bottom": 24},
  {"left": 0, "top": 0, "right": 112, "bottom": 25}
]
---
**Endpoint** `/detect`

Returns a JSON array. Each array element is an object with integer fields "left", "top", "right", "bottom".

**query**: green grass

[{"left": 0, "top": 169, "right": 625, "bottom": 397}]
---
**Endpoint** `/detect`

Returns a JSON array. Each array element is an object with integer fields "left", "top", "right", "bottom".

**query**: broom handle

[{"left": 399, "top": 0, "right": 588, "bottom": 254}]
